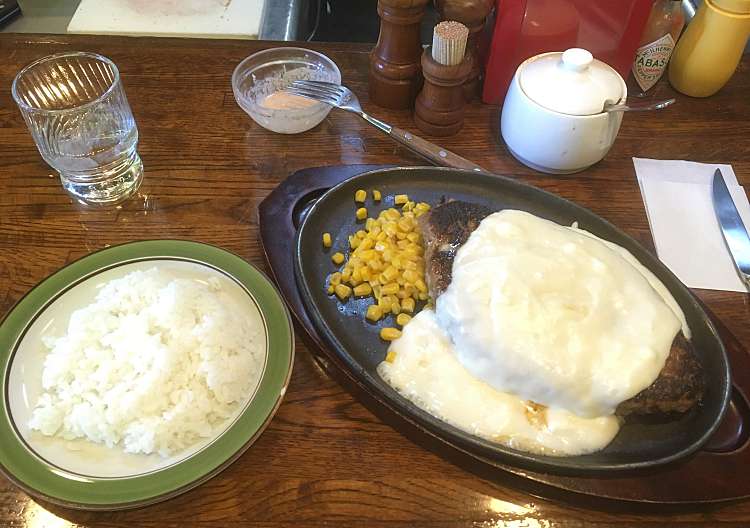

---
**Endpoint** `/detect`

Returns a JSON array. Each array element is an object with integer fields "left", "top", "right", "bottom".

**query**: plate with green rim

[{"left": 0, "top": 240, "right": 294, "bottom": 510}]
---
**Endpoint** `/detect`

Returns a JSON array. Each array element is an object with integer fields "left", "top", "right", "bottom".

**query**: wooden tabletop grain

[{"left": 1, "top": 34, "right": 749, "bottom": 527}]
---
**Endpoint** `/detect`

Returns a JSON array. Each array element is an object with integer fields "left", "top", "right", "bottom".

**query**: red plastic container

[{"left": 482, "top": 0, "right": 654, "bottom": 104}]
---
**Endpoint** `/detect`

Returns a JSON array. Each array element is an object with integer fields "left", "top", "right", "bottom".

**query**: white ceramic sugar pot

[{"left": 501, "top": 48, "right": 627, "bottom": 174}]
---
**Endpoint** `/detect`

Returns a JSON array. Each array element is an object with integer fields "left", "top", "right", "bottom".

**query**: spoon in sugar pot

[{"left": 603, "top": 98, "right": 676, "bottom": 113}]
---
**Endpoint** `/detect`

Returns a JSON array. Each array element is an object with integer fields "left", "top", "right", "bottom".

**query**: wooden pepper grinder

[
  {"left": 369, "top": 0, "right": 429, "bottom": 110},
  {"left": 435, "top": 0, "right": 494, "bottom": 100},
  {"left": 414, "top": 21, "right": 472, "bottom": 136}
]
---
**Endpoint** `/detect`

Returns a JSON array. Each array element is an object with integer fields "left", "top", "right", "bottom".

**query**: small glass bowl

[{"left": 232, "top": 47, "right": 341, "bottom": 134}]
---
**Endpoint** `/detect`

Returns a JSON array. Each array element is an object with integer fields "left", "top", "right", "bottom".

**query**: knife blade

[{"left": 712, "top": 168, "right": 750, "bottom": 288}]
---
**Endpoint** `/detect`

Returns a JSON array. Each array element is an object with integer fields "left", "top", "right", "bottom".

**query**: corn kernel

[
  {"left": 418, "top": 292, "right": 429, "bottom": 301},
  {"left": 402, "top": 269, "right": 418, "bottom": 283},
  {"left": 401, "top": 297, "right": 415, "bottom": 313},
  {"left": 329, "top": 272, "right": 342, "bottom": 286},
  {"left": 394, "top": 194, "right": 409, "bottom": 205},
  {"left": 379, "top": 297, "right": 392, "bottom": 312},
  {"left": 334, "top": 284, "right": 351, "bottom": 300},
  {"left": 391, "top": 297, "right": 401, "bottom": 315},
  {"left": 358, "top": 238, "right": 374, "bottom": 251},
  {"left": 401, "top": 248, "right": 418, "bottom": 259},
  {"left": 356, "top": 207, "right": 368, "bottom": 220},
  {"left": 407, "top": 232, "right": 421, "bottom": 243},
  {"left": 381, "top": 266, "right": 399, "bottom": 282},
  {"left": 380, "top": 327, "right": 402, "bottom": 341},
  {"left": 385, "top": 350, "right": 397, "bottom": 363},
  {"left": 373, "top": 189, "right": 382, "bottom": 201},
  {"left": 353, "top": 283, "right": 372, "bottom": 297},
  {"left": 415, "top": 278, "right": 428, "bottom": 293},
  {"left": 322, "top": 232, "right": 332, "bottom": 247},
  {"left": 396, "top": 313, "right": 412, "bottom": 326},
  {"left": 331, "top": 252, "right": 345, "bottom": 265},
  {"left": 355, "top": 189, "right": 367, "bottom": 203},
  {"left": 327, "top": 285, "right": 335, "bottom": 295},
  {"left": 356, "top": 229, "right": 367, "bottom": 239},
  {"left": 366, "top": 304, "right": 383, "bottom": 322},
  {"left": 415, "top": 202, "right": 431, "bottom": 213},
  {"left": 386, "top": 209, "right": 401, "bottom": 220},
  {"left": 381, "top": 282, "right": 399, "bottom": 296}
]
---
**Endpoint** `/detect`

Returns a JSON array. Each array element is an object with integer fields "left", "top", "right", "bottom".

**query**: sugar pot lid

[{"left": 518, "top": 48, "right": 626, "bottom": 116}]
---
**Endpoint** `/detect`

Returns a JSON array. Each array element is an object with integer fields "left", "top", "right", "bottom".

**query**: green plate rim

[{"left": 0, "top": 240, "right": 294, "bottom": 510}]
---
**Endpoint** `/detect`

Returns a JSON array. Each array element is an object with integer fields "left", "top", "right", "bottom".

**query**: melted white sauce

[
  {"left": 377, "top": 310, "right": 620, "bottom": 456},
  {"left": 377, "top": 210, "right": 689, "bottom": 455}
]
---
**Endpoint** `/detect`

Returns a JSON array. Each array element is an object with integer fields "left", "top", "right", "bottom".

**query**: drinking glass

[{"left": 12, "top": 52, "right": 143, "bottom": 205}]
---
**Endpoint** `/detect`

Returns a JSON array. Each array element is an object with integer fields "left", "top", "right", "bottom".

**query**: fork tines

[
  {"left": 291, "top": 80, "right": 342, "bottom": 91},
  {"left": 285, "top": 86, "right": 336, "bottom": 105},
  {"left": 286, "top": 80, "right": 343, "bottom": 106}
]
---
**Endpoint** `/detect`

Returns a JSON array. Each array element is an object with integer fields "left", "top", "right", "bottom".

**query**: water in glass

[{"left": 12, "top": 52, "right": 143, "bottom": 205}]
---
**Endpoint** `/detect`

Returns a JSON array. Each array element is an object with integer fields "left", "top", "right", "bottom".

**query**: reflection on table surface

[{"left": 12, "top": 494, "right": 554, "bottom": 528}]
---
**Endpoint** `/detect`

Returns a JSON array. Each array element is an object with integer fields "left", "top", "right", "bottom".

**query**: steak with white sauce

[{"left": 417, "top": 199, "right": 704, "bottom": 416}]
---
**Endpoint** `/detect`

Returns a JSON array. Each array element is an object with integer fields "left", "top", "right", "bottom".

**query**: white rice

[{"left": 28, "top": 267, "right": 264, "bottom": 457}]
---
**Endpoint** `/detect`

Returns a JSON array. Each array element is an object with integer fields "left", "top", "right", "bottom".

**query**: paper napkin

[{"left": 633, "top": 158, "right": 750, "bottom": 293}]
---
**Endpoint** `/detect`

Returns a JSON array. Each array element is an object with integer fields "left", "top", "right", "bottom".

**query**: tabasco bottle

[{"left": 629, "top": 0, "right": 685, "bottom": 96}]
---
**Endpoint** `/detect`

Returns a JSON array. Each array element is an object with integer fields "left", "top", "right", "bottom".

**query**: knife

[{"left": 712, "top": 168, "right": 750, "bottom": 289}]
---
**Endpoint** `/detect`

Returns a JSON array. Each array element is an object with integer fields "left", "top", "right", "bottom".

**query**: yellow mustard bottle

[{"left": 668, "top": 0, "right": 750, "bottom": 97}]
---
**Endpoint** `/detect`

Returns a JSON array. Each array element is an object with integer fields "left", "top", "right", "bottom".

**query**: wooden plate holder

[{"left": 258, "top": 164, "right": 750, "bottom": 505}]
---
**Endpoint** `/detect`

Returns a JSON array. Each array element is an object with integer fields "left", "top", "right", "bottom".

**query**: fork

[{"left": 286, "top": 80, "right": 486, "bottom": 173}]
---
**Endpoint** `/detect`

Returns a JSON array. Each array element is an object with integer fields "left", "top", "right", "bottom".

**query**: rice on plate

[{"left": 28, "top": 267, "right": 264, "bottom": 458}]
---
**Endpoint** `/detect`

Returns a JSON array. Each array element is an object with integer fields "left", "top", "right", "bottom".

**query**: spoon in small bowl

[{"left": 604, "top": 98, "right": 676, "bottom": 113}]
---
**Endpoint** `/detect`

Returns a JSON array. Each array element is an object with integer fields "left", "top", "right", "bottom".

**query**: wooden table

[{"left": 1, "top": 34, "right": 749, "bottom": 527}]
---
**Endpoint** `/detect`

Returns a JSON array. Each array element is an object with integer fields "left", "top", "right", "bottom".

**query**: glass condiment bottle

[{"left": 628, "top": 0, "right": 685, "bottom": 96}]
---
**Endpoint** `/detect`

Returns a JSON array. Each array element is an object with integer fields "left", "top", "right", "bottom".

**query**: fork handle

[{"left": 388, "top": 126, "right": 487, "bottom": 173}]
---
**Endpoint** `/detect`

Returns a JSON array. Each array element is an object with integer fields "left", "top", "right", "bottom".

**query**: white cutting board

[{"left": 68, "top": 0, "right": 263, "bottom": 39}]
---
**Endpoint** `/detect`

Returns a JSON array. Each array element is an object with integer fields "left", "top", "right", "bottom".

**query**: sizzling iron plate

[{"left": 294, "top": 166, "right": 730, "bottom": 474}]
